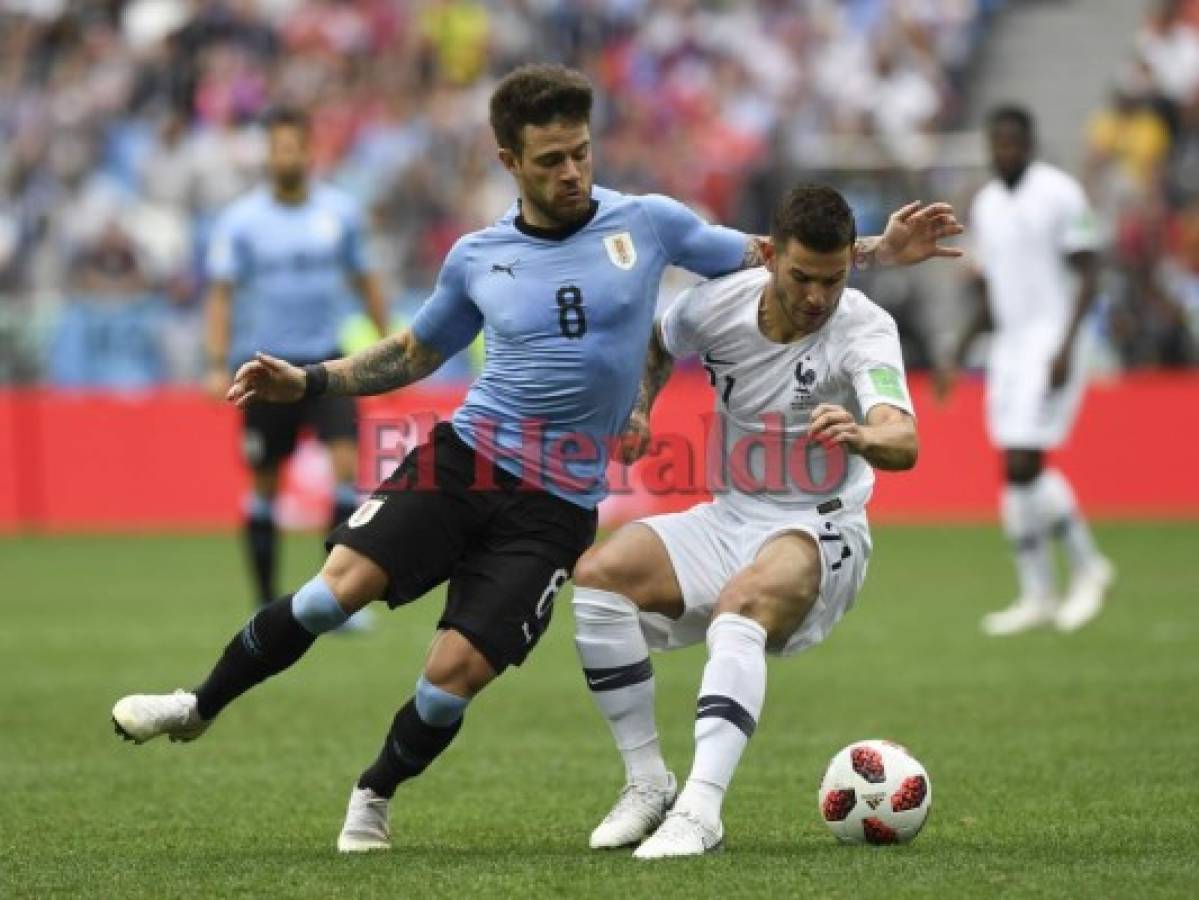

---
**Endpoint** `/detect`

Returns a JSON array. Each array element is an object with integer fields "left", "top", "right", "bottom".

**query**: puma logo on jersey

[{"left": 490, "top": 260, "right": 519, "bottom": 278}]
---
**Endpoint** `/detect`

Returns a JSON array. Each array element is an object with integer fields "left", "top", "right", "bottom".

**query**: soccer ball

[{"left": 818, "top": 739, "right": 932, "bottom": 844}]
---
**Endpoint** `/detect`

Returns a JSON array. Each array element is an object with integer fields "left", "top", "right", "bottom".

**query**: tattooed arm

[
  {"left": 749, "top": 231, "right": 887, "bottom": 270},
  {"left": 740, "top": 202, "right": 967, "bottom": 273},
  {"left": 853, "top": 202, "right": 964, "bottom": 269},
  {"left": 324, "top": 330, "right": 444, "bottom": 395},
  {"left": 617, "top": 323, "right": 675, "bottom": 464},
  {"left": 225, "top": 329, "right": 444, "bottom": 407},
  {"left": 636, "top": 322, "right": 675, "bottom": 420}
]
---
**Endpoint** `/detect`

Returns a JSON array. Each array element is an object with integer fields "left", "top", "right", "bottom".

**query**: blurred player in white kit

[{"left": 939, "top": 105, "right": 1114, "bottom": 636}]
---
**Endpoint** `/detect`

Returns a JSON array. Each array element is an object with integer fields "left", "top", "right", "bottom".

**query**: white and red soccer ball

[{"left": 818, "top": 739, "right": 932, "bottom": 844}]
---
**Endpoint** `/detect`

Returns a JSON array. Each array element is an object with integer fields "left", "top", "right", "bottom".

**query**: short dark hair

[
  {"left": 489, "top": 64, "right": 593, "bottom": 154},
  {"left": 770, "top": 184, "right": 857, "bottom": 253},
  {"left": 988, "top": 104, "right": 1035, "bottom": 139},
  {"left": 262, "top": 106, "right": 310, "bottom": 135}
]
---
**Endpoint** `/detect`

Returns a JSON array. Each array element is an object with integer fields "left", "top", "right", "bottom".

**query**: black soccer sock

[
  {"left": 357, "top": 699, "right": 464, "bottom": 799},
  {"left": 193, "top": 595, "right": 317, "bottom": 721},
  {"left": 244, "top": 514, "right": 278, "bottom": 607}
]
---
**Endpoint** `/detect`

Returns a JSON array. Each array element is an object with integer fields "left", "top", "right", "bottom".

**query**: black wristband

[{"left": 302, "top": 363, "right": 329, "bottom": 399}]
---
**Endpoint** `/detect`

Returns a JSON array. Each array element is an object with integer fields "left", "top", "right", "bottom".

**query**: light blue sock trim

[
  {"left": 414, "top": 675, "right": 469, "bottom": 727},
  {"left": 291, "top": 575, "right": 349, "bottom": 636},
  {"left": 244, "top": 492, "right": 273, "bottom": 521},
  {"left": 334, "top": 482, "right": 359, "bottom": 507}
]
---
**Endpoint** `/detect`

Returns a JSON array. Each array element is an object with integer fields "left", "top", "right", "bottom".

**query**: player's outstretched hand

[
  {"left": 226, "top": 352, "right": 306, "bottom": 407},
  {"left": 616, "top": 410, "right": 652, "bottom": 464},
  {"left": 809, "top": 403, "right": 865, "bottom": 453},
  {"left": 878, "top": 201, "right": 965, "bottom": 266}
]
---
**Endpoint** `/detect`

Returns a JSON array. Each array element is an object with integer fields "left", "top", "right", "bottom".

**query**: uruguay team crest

[{"left": 603, "top": 232, "right": 637, "bottom": 270}]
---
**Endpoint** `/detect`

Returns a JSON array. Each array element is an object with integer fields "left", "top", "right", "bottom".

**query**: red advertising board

[{"left": 0, "top": 372, "right": 1195, "bottom": 532}]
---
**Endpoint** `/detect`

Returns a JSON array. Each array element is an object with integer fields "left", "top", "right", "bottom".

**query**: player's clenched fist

[
  {"left": 226, "top": 352, "right": 306, "bottom": 407},
  {"left": 808, "top": 403, "right": 865, "bottom": 453}
]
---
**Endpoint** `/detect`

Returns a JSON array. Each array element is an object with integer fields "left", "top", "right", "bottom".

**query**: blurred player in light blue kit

[{"left": 204, "top": 107, "right": 389, "bottom": 610}]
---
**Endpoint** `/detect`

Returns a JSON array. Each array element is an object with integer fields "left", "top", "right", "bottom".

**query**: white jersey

[
  {"left": 970, "top": 161, "right": 1101, "bottom": 355},
  {"left": 659, "top": 267, "right": 914, "bottom": 520}
]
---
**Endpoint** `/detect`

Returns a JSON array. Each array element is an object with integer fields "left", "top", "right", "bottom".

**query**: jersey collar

[{"left": 514, "top": 199, "right": 600, "bottom": 241}]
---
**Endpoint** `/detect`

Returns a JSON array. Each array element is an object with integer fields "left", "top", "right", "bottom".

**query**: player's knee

[
  {"left": 574, "top": 546, "right": 636, "bottom": 596},
  {"left": 715, "top": 576, "right": 763, "bottom": 621},
  {"left": 319, "top": 545, "right": 386, "bottom": 613},
  {"left": 573, "top": 549, "right": 674, "bottom": 616},
  {"left": 424, "top": 631, "right": 496, "bottom": 697},
  {"left": 716, "top": 576, "right": 815, "bottom": 646}
]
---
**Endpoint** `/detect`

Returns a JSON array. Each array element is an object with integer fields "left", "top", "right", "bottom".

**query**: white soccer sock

[
  {"left": 675, "top": 613, "right": 767, "bottom": 828},
  {"left": 572, "top": 587, "right": 669, "bottom": 785},
  {"left": 1036, "top": 468, "right": 1101, "bottom": 574},
  {"left": 1001, "top": 482, "right": 1056, "bottom": 602}
]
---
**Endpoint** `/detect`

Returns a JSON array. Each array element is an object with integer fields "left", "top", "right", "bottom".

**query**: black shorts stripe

[
  {"left": 583, "top": 658, "right": 653, "bottom": 692},
  {"left": 696, "top": 693, "right": 757, "bottom": 738}
]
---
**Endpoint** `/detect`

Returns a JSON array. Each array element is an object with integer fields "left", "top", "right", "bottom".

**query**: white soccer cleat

[
  {"left": 981, "top": 597, "right": 1056, "bottom": 637},
  {"left": 633, "top": 808, "right": 723, "bottom": 859},
  {"left": 337, "top": 786, "right": 391, "bottom": 853},
  {"left": 112, "top": 690, "right": 208, "bottom": 744},
  {"left": 1056, "top": 557, "right": 1114, "bottom": 633},
  {"left": 589, "top": 773, "right": 678, "bottom": 850}
]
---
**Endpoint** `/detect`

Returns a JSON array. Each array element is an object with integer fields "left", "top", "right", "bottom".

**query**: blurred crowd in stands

[
  {"left": 1085, "top": 0, "right": 1199, "bottom": 368},
  {"left": 25, "top": 0, "right": 1199, "bottom": 391}
]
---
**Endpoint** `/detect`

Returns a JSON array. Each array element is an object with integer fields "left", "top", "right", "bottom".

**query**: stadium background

[
  {"left": 1, "top": 0, "right": 1198, "bottom": 531},
  {"left": 1, "top": 1, "right": 1197, "bottom": 897}
]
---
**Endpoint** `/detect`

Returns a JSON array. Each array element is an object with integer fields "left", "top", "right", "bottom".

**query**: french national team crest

[{"left": 603, "top": 232, "right": 637, "bottom": 271}]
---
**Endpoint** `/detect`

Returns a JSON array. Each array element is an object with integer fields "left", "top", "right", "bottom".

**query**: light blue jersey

[
  {"left": 207, "top": 184, "right": 372, "bottom": 366},
  {"left": 412, "top": 185, "right": 748, "bottom": 508}
]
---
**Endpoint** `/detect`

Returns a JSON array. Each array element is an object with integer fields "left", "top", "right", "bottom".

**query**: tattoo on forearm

[
  {"left": 635, "top": 332, "right": 674, "bottom": 418},
  {"left": 327, "top": 334, "right": 442, "bottom": 396}
]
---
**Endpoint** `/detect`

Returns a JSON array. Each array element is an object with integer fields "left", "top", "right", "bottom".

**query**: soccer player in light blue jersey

[
  {"left": 204, "top": 107, "right": 390, "bottom": 609},
  {"left": 113, "top": 66, "right": 961, "bottom": 852}
]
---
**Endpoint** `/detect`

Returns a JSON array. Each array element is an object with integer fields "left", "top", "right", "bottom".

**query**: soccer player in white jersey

[
  {"left": 570, "top": 184, "right": 923, "bottom": 858},
  {"left": 938, "top": 106, "right": 1113, "bottom": 636}
]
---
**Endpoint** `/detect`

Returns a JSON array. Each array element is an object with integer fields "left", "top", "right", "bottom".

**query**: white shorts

[
  {"left": 986, "top": 334, "right": 1090, "bottom": 449},
  {"left": 636, "top": 500, "right": 872, "bottom": 657}
]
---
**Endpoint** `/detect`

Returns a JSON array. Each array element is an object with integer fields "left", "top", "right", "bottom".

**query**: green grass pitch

[{"left": 2, "top": 522, "right": 1197, "bottom": 897}]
